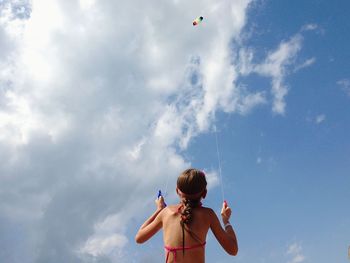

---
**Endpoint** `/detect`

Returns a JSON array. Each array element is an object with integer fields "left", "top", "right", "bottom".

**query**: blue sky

[
  {"left": 190, "top": 1, "right": 350, "bottom": 262},
  {"left": 0, "top": 0, "right": 349, "bottom": 263}
]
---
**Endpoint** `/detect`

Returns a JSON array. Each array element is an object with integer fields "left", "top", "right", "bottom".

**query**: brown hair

[
  {"left": 177, "top": 168, "right": 207, "bottom": 197},
  {"left": 177, "top": 168, "right": 207, "bottom": 255}
]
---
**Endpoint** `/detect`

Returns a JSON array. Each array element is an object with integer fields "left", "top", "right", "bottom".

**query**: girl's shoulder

[
  {"left": 163, "top": 204, "right": 181, "bottom": 215},
  {"left": 199, "top": 205, "right": 214, "bottom": 213},
  {"left": 163, "top": 204, "right": 215, "bottom": 218},
  {"left": 199, "top": 206, "right": 215, "bottom": 215},
  {"left": 197, "top": 206, "right": 217, "bottom": 221}
]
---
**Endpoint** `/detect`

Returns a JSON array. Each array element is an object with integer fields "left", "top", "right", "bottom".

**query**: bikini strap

[{"left": 164, "top": 242, "right": 206, "bottom": 263}]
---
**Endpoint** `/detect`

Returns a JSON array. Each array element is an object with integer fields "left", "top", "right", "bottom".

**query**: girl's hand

[
  {"left": 155, "top": 196, "right": 166, "bottom": 210},
  {"left": 221, "top": 200, "right": 232, "bottom": 224}
]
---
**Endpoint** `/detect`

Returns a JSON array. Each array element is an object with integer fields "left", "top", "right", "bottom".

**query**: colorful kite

[{"left": 193, "top": 16, "right": 203, "bottom": 26}]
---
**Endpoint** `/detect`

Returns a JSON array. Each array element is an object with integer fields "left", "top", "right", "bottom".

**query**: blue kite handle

[{"left": 157, "top": 190, "right": 167, "bottom": 207}]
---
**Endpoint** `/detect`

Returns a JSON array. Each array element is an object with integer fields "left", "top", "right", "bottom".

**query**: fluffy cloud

[
  {"left": 0, "top": 0, "right": 309, "bottom": 262},
  {"left": 253, "top": 34, "right": 303, "bottom": 114},
  {"left": 237, "top": 29, "right": 315, "bottom": 115},
  {"left": 286, "top": 242, "right": 305, "bottom": 263}
]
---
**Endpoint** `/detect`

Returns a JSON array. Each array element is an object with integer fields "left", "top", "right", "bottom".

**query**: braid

[
  {"left": 180, "top": 198, "right": 200, "bottom": 256},
  {"left": 180, "top": 199, "right": 195, "bottom": 224},
  {"left": 176, "top": 168, "right": 207, "bottom": 258}
]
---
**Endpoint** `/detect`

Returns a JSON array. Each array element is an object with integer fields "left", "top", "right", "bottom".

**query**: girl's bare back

[{"left": 161, "top": 204, "right": 212, "bottom": 262}]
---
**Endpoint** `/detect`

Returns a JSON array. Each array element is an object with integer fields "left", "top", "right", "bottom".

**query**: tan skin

[{"left": 135, "top": 188, "right": 238, "bottom": 262}]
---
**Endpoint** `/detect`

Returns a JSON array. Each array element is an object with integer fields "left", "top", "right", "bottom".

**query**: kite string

[
  {"left": 162, "top": 125, "right": 225, "bottom": 202},
  {"left": 214, "top": 125, "right": 225, "bottom": 202}
]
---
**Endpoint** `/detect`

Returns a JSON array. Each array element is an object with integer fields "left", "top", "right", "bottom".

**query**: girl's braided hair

[{"left": 177, "top": 168, "right": 207, "bottom": 255}]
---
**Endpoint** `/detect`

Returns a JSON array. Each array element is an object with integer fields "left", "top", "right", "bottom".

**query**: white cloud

[
  {"left": 79, "top": 0, "right": 96, "bottom": 10},
  {"left": 79, "top": 213, "right": 128, "bottom": 259},
  {"left": 254, "top": 34, "right": 303, "bottom": 114},
  {"left": 301, "top": 23, "right": 318, "bottom": 32},
  {"left": 0, "top": 0, "right": 31, "bottom": 39},
  {"left": 237, "top": 88, "right": 267, "bottom": 114},
  {"left": 337, "top": 79, "right": 350, "bottom": 96},
  {"left": 315, "top": 114, "right": 326, "bottom": 124},
  {"left": 204, "top": 170, "right": 220, "bottom": 190},
  {"left": 81, "top": 234, "right": 127, "bottom": 256},
  {"left": 0, "top": 0, "right": 310, "bottom": 262},
  {"left": 286, "top": 242, "right": 305, "bottom": 263},
  {"left": 294, "top": 57, "right": 316, "bottom": 72}
]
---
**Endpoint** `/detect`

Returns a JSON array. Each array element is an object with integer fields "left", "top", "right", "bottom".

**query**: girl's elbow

[
  {"left": 230, "top": 246, "right": 238, "bottom": 256},
  {"left": 227, "top": 244, "right": 238, "bottom": 256}
]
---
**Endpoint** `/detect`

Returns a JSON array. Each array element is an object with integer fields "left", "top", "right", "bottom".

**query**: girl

[{"left": 135, "top": 168, "right": 238, "bottom": 262}]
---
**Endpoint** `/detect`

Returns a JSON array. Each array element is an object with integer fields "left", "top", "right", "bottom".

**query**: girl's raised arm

[
  {"left": 135, "top": 196, "right": 166, "bottom": 244},
  {"left": 209, "top": 202, "right": 238, "bottom": 255}
]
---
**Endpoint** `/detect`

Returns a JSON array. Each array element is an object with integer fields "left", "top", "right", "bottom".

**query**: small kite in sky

[{"left": 193, "top": 16, "right": 203, "bottom": 26}]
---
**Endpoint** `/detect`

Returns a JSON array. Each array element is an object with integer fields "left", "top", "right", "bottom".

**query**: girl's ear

[
  {"left": 202, "top": 189, "right": 207, "bottom": 199},
  {"left": 176, "top": 187, "right": 179, "bottom": 195}
]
